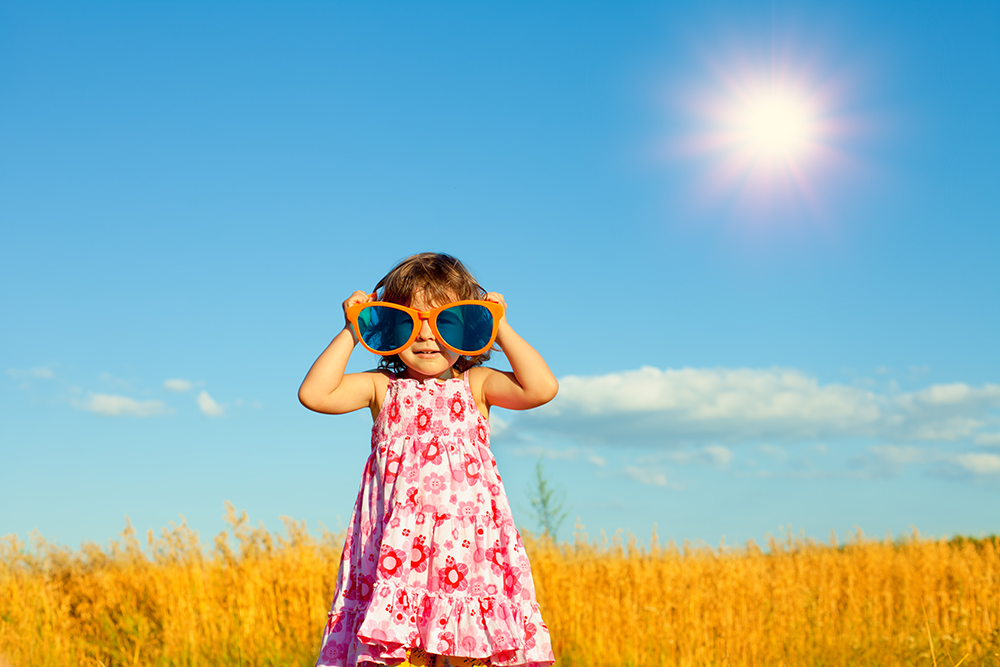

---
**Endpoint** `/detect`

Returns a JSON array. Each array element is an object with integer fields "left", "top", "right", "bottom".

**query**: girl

[{"left": 299, "top": 253, "right": 558, "bottom": 667}]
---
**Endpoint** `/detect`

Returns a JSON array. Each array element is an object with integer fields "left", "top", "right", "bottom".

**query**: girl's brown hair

[{"left": 373, "top": 253, "right": 491, "bottom": 375}]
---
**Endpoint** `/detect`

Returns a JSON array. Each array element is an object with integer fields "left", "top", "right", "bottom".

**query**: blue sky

[{"left": 2, "top": 1, "right": 998, "bottom": 551}]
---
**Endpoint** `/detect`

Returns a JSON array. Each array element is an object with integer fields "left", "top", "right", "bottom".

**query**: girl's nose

[{"left": 415, "top": 318, "right": 435, "bottom": 340}]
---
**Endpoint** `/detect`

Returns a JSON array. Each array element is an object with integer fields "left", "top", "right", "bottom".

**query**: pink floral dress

[{"left": 316, "top": 372, "right": 555, "bottom": 667}]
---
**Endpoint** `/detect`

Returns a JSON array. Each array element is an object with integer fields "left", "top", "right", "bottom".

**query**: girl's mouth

[{"left": 414, "top": 350, "right": 440, "bottom": 357}]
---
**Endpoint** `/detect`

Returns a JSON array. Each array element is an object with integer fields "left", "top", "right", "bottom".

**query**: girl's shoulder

[
  {"left": 368, "top": 368, "right": 393, "bottom": 384},
  {"left": 465, "top": 365, "right": 494, "bottom": 388},
  {"left": 366, "top": 369, "right": 392, "bottom": 414}
]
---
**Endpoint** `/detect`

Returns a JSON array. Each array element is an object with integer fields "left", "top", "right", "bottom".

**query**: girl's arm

[
  {"left": 298, "top": 291, "right": 380, "bottom": 415},
  {"left": 477, "top": 292, "right": 559, "bottom": 412}
]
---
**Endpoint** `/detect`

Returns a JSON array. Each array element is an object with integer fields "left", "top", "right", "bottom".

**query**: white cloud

[
  {"left": 509, "top": 366, "right": 1000, "bottom": 447},
  {"left": 636, "top": 445, "right": 733, "bottom": 468},
  {"left": 163, "top": 378, "right": 193, "bottom": 393},
  {"left": 624, "top": 467, "right": 668, "bottom": 486},
  {"left": 539, "top": 448, "right": 578, "bottom": 460},
  {"left": 619, "top": 466, "right": 671, "bottom": 487},
  {"left": 848, "top": 445, "right": 926, "bottom": 478},
  {"left": 587, "top": 454, "right": 607, "bottom": 467},
  {"left": 490, "top": 414, "right": 509, "bottom": 437},
  {"left": 98, "top": 372, "right": 134, "bottom": 390},
  {"left": 75, "top": 394, "right": 171, "bottom": 417},
  {"left": 910, "top": 383, "right": 983, "bottom": 405},
  {"left": 600, "top": 465, "right": 687, "bottom": 489},
  {"left": 6, "top": 367, "right": 55, "bottom": 379},
  {"left": 197, "top": 391, "right": 224, "bottom": 417},
  {"left": 869, "top": 444, "right": 926, "bottom": 466},
  {"left": 952, "top": 453, "right": 1000, "bottom": 476},
  {"left": 704, "top": 445, "right": 733, "bottom": 465},
  {"left": 512, "top": 446, "right": 606, "bottom": 466},
  {"left": 851, "top": 445, "right": 1000, "bottom": 480},
  {"left": 974, "top": 433, "right": 1000, "bottom": 447}
]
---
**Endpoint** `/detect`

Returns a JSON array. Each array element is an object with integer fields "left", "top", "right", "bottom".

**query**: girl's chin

[{"left": 403, "top": 362, "right": 457, "bottom": 381}]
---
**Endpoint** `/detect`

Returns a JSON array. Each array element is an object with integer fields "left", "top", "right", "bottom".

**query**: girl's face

[{"left": 397, "top": 290, "right": 461, "bottom": 381}]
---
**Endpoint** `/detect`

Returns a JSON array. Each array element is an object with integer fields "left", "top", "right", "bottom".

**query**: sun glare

[
  {"left": 740, "top": 88, "right": 815, "bottom": 159},
  {"left": 669, "top": 40, "right": 861, "bottom": 228}
]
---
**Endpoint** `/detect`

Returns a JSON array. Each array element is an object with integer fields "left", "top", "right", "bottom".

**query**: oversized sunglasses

[{"left": 346, "top": 299, "right": 504, "bottom": 356}]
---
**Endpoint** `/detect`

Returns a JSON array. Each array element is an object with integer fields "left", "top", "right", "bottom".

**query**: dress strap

[{"left": 462, "top": 369, "right": 477, "bottom": 399}]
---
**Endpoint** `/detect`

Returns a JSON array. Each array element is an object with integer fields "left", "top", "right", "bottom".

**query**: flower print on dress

[
  {"left": 345, "top": 572, "right": 375, "bottom": 602},
  {"left": 448, "top": 391, "right": 466, "bottom": 422},
  {"left": 367, "top": 619, "right": 397, "bottom": 644},
  {"left": 478, "top": 596, "right": 495, "bottom": 619},
  {"left": 325, "top": 610, "right": 342, "bottom": 634},
  {"left": 492, "top": 629, "right": 512, "bottom": 650},
  {"left": 459, "top": 633, "right": 481, "bottom": 655},
  {"left": 423, "top": 472, "right": 447, "bottom": 495},
  {"left": 502, "top": 562, "right": 522, "bottom": 598},
  {"left": 463, "top": 453, "right": 482, "bottom": 482},
  {"left": 420, "top": 436, "right": 444, "bottom": 466},
  {"left": 523, "top": 622, "right": 538, "bottom": 651},
  {"left": 384, "top": 450, "right": 403, "bottom": 483},
  {"left": 390, "top": 607, "right": 415, "bottom": 627},
  {"left": 457, "top": 500, "right": 477, "bottom": 518},
  {"left": 410, "top": 535, "right": 430, "bottom": 573},
  {"left": 437, "top": 631, "right": 456, "bottom": 655},
  {"left": 320, "top": 638, "right": 346, "bottom": 663},
  {"left": 404, "top": 459, "right": 420, "bottom": 483},
  {"left": 485, "top": 541, "right": 505, "bottom": 576},
  {"left": 378, "top": 545, "right": 407, "bottom": 579},
  {"left": 438, "top": 555, "right": 469, "bottom": 593},
  {"left": 394, "top": 588, "right": 412, "bottom": 611},
  {"left": 386, "top": 396, "right": 402, "bottom": 424},
  {"left": 412, "top": 405, "right": 433, "bottom": 435},
  {"left": 467, "top": 575, "right": 489, "bottom": 598}
]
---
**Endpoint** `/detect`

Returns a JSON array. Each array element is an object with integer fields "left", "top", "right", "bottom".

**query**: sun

[
  {"left": 738, "top": 88, "right": 816, "bottom": 160},
  {"left": 706, "top": 78, "right": 826, "bottom": 186},
  {"left": 669, "top": 44, "right": 859, "bottom": 227}
]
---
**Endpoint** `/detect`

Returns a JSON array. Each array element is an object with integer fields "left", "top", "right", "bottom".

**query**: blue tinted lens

[
  {"left": 438, "top": 304, "right": 494, "bottom": 353},
  {"left": 357, "top": 305, "right": 413, "bottom": 353}
]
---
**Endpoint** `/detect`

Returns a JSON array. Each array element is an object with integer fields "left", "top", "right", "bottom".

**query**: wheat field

[{"left": 2, "top": 504, "right": 997, "bottom": 667}]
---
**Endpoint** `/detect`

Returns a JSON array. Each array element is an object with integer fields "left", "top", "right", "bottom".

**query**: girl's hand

[
  {"left": 299, "top": 290, "right": 380, "bottom": 415},
  {"left": 342, "top": 291, "right": 374, "bottom": 341},
  {"left": 484, "top": 291, "right": 508, "bottom": 327}
]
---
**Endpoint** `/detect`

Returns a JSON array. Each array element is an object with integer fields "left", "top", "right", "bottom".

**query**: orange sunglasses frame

[{"left": 346, "top": 299, "right": 505, "bottom": 357}]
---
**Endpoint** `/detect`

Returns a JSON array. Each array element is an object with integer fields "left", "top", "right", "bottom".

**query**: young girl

[{"left": 299, "top": 253, "right": 558, "bottom": 667}]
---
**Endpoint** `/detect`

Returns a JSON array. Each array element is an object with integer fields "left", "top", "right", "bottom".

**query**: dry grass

[
  {"left": 2, "top": 506, "right": 998, "bottom": 666},
  {"left": 531, "top": 526, "right": 1000, "bottom": 666}
]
